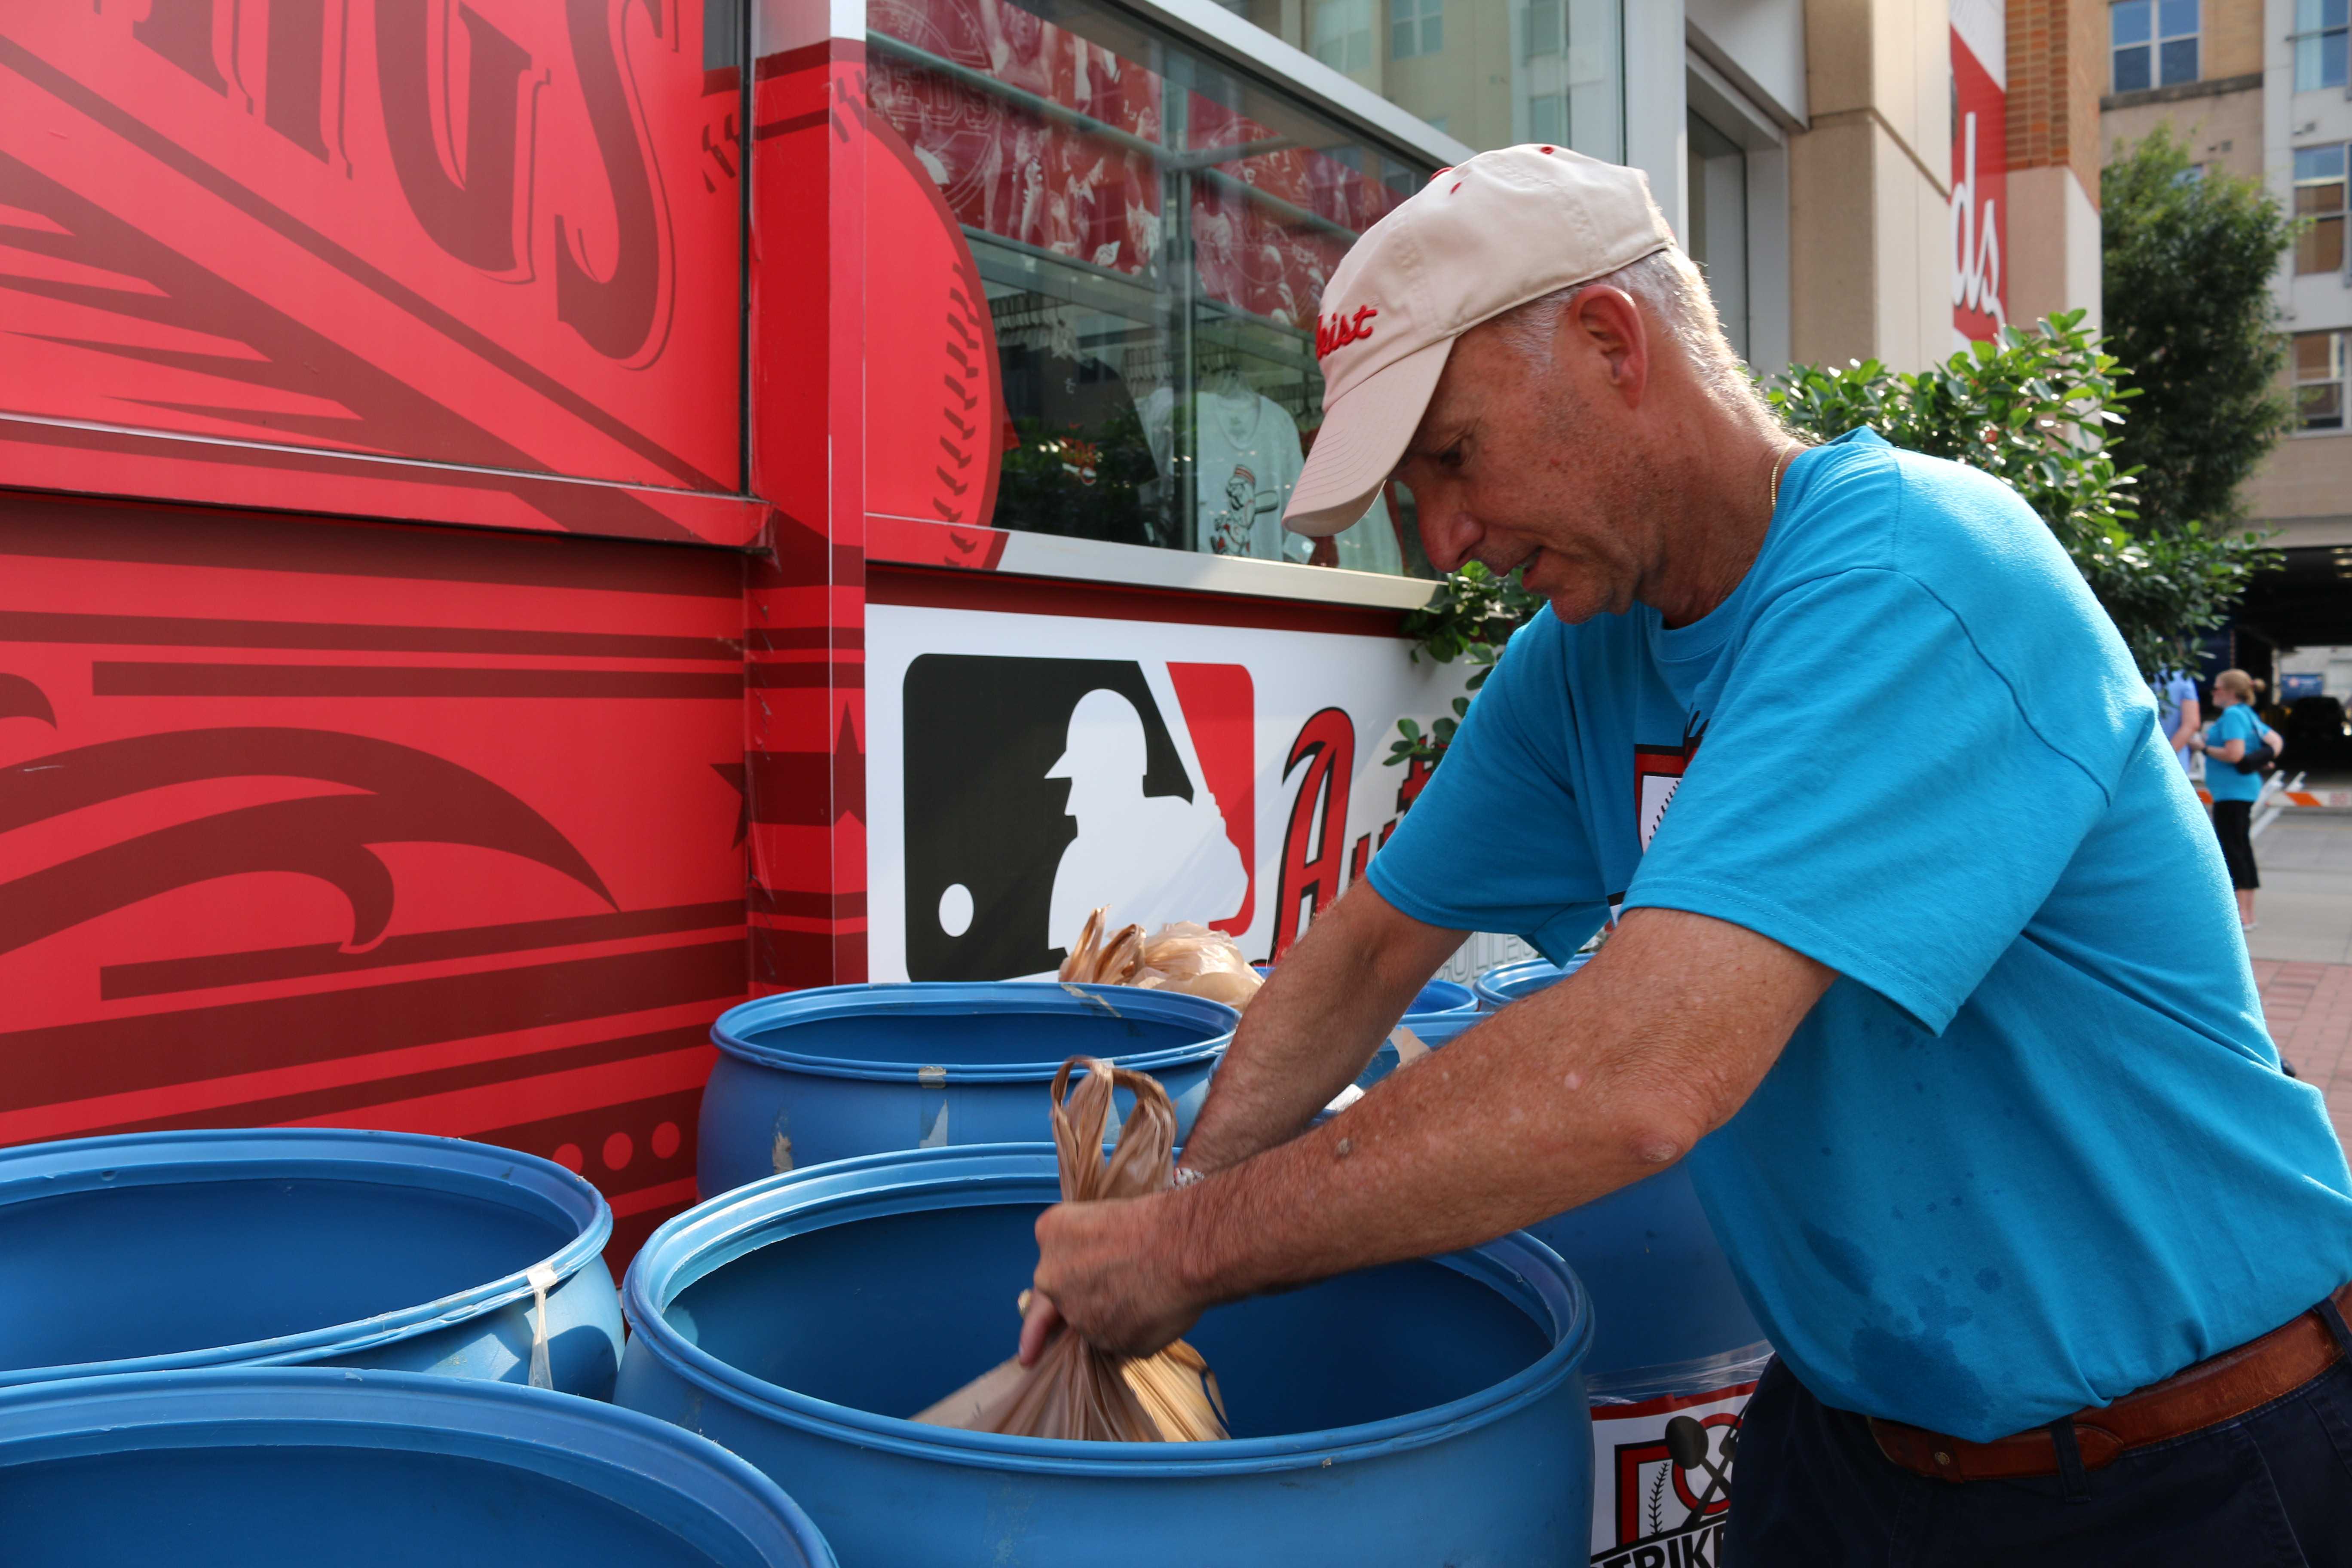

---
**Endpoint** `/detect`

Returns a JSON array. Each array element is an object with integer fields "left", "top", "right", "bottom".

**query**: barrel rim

[
  {"left": 708, "top": 982, "right": 1238, "bottom": 1083},
  {"left": 0, "top": 1128, "right": 612, "bottom": 1387},
  {"left": 621, "top": 1143, "right": 1593, "bottom": 1478},
  {"left": 1470, "top": 955, "right": 1592, "bottom": 1011},
  {"left": 0, "top": 1366, "right": 838, "bottom": 1567}
]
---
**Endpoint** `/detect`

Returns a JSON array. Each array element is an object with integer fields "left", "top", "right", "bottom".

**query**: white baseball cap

[{"left": 1284, "top": 144, "right": 1676, "bottom": 537}]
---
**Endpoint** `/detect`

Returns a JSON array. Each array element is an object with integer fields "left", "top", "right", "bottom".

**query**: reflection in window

[
  {"left": 866, "top": 0, "right": 1430, "bottom": 574},
  {"left": 2297, "top": 331, "right": 2347, "bottom": 432},
  {"left": 2112, "top": 0, "right": 2199, "bottom": 93},
  {"left": 2297, "top": 146, "right": 2348, "bottom": 276},
  {"left": 2294, "top": 0, "right": 2349, "bottom": 91}
]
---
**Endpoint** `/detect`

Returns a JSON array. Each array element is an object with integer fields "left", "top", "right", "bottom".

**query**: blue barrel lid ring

[
  {"left": 1471, "top": 955, "right": 1592, "bottom": 1011},
  {"left": 0, "top": 1367, "right": 836, "bottom": 1568},
  {"left": 710, "top": 982, "right": 1237, "bottom": 1084},
  {"left": 0, "top": 1127, "right": 612, "bottom": 1388},
  {"left": 622, "top": 1142, "right": 1591, "bottom": 1477},
  {"left": 1253, "top": 968, "right": 1476, "bottom": 1023}
]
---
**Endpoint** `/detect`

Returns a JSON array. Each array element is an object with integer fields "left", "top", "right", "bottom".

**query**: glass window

[
  {"left": 2113, "top": 0, "right": 2197, "bottom": 91},
  {"left": 867, "top": 0, "right": 1433, "bottom": 574},
  {"left": 2295, "top": 0, "right": 2350, "bottom": 90},
  {"left": 1686, "top": 111, "right": 1749, "bottom": 363},
  {"left": 1311, "top": 0, "right": 1374, "bottom": 75},
  {"left": 2297, "top": 146, "right": 2349, "bottom": 276},
  {"left": 2295, "top": 330, "right": 2347, "bottom": 432},
  {"left": 1392, "top": 0, "right": 1443, "bottom": 61}
]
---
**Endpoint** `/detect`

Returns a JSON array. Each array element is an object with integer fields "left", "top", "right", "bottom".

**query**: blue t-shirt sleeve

[
  {"left": 1367, "top": 630, "right": 1611, "bottom": 953},
  {"left": 1622, "top": 569, "right": 2113, "bottom": 1033}
]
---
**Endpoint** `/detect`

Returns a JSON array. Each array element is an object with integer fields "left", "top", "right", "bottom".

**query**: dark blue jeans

[{"left": 1728, "top": 1344, "right": 2352, "bottom": 1565}]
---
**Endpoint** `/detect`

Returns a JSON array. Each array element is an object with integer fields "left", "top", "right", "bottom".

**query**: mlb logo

[{"left": 901, "top": 655, "right": 1254, "bottom": 979}]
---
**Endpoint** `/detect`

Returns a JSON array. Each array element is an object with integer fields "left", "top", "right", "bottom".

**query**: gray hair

[{"left": 1494, "top": 248, "right": 1762, "bottom": 415}]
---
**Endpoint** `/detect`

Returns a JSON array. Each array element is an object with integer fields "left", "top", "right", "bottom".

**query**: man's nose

[{"left": 1415, "top": 492, "right": 1480, "bottom": 574}]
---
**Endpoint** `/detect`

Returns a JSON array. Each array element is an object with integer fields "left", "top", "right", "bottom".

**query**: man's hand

[{"left": 1020, "top": 1191, "right": 1204, "bottom": 1363}]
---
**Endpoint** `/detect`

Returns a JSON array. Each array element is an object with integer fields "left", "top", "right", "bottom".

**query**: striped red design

[{"left": 0, "top": 493, "right": 748, "bottom": 1266}]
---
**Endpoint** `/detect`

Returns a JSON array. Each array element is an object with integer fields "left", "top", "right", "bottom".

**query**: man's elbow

[{"left": 1612, "top": 1096, "right": 1717, "bottom": 1172}]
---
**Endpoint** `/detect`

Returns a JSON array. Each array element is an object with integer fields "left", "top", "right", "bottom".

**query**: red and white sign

[
  {"left": 863, "top": 600, "right": 1467, "bottom": 978},
  {"left": 1950, "top": 0, "right": 2006, "bottom": 344},
  {"left": 1589, "top": 1381, "right": 1758, "bottom": 1567}
]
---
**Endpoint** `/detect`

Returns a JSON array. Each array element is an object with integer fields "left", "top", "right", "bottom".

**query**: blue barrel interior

[
  {"left": 723, "top": 1004, "right": 1213, "bottom": 1067},
  {"left": 664, "top": 1201, "right": 1552, "bottom": 1437},
  {"left": 0, "top": 1371, "right": 832, "bottom": 1568},
  {"left": 0, "top": 1177, "right": 570, "bottom": 1375}
]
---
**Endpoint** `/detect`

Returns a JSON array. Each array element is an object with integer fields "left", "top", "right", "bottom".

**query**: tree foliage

[
  {"left": 2100, "top": 123, "right": 2297, "bottom": 535},
  {"left": 1769, "top": 311, "right": 2273, "bottom": 678},
  {"left": 1390, "top": 312, "right": 2277, "bottom": 769}
]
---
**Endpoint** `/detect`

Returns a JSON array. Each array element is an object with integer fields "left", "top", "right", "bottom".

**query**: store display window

[{"left": 867, "top": 0, "right": 1436, "bottom": 575}]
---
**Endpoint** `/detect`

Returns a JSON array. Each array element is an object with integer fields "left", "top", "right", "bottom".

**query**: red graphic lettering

[
  {"left": 1271, "top": 707, "right": 1354, "bottom": 959},
  {"left": 1313, "top": 304, "right": 1378, "bottom": 360}
]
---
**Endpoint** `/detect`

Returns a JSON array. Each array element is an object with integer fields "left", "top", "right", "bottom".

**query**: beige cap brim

[{"left": 1283, "top": 338, "right": 1455, "bottom": 537}]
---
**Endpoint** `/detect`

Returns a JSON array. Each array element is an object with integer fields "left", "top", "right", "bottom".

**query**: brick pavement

[{"left": 2251, "top": 960, "right": 2352, "bottom": 1150}]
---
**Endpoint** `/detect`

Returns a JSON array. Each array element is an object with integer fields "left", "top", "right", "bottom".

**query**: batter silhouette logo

[{"left": 901, "top": 655, "right": 1254, "bottom": 980}]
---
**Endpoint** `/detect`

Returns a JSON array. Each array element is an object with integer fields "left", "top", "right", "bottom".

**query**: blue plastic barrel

[
  {"left": 699, "top": 983, "right": 1236, "bottom": 1198},
  {"left": 0, "top": 1129, "right": 625, "bottom": 1396},
  {"left": 1471, "top": 954, "right": 1592, "bottom": 1011},
  {"left": 1257, "top": 965, "right": 1476, "bottom": 1023},
  {"left": 618, "top": 1144, "right": 1593, "bottom": 1567},
  {"left": 1344, "top": 1013, "right": 1763, "bottom": 1376},
  {"left": 1339, "top": 1012, "right": 1768, "bottom": 1559},
  {"left": 1403, "top": 976, "right": 1479, "bottom": 1018},
  {"left": 0, "top": 1368, "right": 836, "bottom": 1567}
]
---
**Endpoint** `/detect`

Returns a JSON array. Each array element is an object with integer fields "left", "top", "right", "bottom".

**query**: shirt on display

[{"left": 1139, "top": 382, "right": 1306, "bottom": 562}]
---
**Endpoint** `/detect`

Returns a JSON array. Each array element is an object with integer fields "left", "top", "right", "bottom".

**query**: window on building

[
  {"left": 2298, "top": 146, "right": 2348, "bottom": 275},
  {"left": 1391, "top": 0, "right": 1442, "bottom": 59},
  {"left": 2295, "top": 0, "right": 2350, "bottom": 90},
  {"left": 1686, "top": 110, "right": 1749, "bottom": 362},
  {"left": 865, "top": 0, "right": 1433, "bottom": 573},
  {"left": 1311, "top": 0, "right": 1374, "bottom": 75},
  {"left": 2111, "top": 0, "right": 2199, "bottom": 93},
  {"left": 2297, "top": 330, "right": 2348, "bottom": 432},
  {"left": 1513, "top": 0, "right": 1621, "bottom": 162}
]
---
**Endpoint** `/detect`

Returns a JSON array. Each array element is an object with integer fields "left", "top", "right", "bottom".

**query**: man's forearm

[
  {"left": 1174, "top": 909, "right": 1831, "bottom": 1304},
  {"left": 1179, "top": 884, "right": 1460, "bottom": 1175}
]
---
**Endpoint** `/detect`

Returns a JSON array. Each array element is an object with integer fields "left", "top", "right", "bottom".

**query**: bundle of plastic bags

[
  {"left": 1058, "top": 906, "right": 1262, "bottom": 1012},
  {"left": 912, "top": 1057, "right": 1228, "bottom": 1442}
]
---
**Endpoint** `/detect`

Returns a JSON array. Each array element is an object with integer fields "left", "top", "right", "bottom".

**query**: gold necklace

[{"left": 1768, "top": 444, "right": 1794, "bottom": 512}]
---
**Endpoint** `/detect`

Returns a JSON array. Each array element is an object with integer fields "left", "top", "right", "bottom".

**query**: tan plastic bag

[
  {"left": 911, "top": 1057, "right": 1229, "bottom": 1442},
  {"left": 1059, "top": 907, "right": 1263, "bottom": 1012}
]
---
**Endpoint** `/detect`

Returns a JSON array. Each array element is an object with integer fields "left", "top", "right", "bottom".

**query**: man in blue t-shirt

[{"left": 1019, "top": 148, "right": 2352, "bottom": 1562}]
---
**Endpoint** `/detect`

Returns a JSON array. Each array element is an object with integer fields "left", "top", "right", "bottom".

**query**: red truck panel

[
  {"left": 0, "top": 490, "right": 749, "bottom": 1262},
  {"left": 0, "top": 1, "right": 750, "bottom": 544}
]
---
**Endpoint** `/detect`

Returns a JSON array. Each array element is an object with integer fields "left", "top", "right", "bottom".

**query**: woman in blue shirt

[{"left": 2199, "top": 668, "right": 2282, "bottom": 930}]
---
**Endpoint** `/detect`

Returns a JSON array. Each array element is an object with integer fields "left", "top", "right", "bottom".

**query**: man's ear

[{"left": 1567, "top": 286, "right": 1650, "bottom": 410}]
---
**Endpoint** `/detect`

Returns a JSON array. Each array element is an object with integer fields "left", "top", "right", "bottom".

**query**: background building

[{"left": 2101, "top": 0, "right": 2352, "bottom": 660}]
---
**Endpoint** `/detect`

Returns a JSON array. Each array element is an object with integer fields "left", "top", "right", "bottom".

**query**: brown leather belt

[{"left": 1870, "top": 1282, "right": 2352, "bottom": 1482}]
